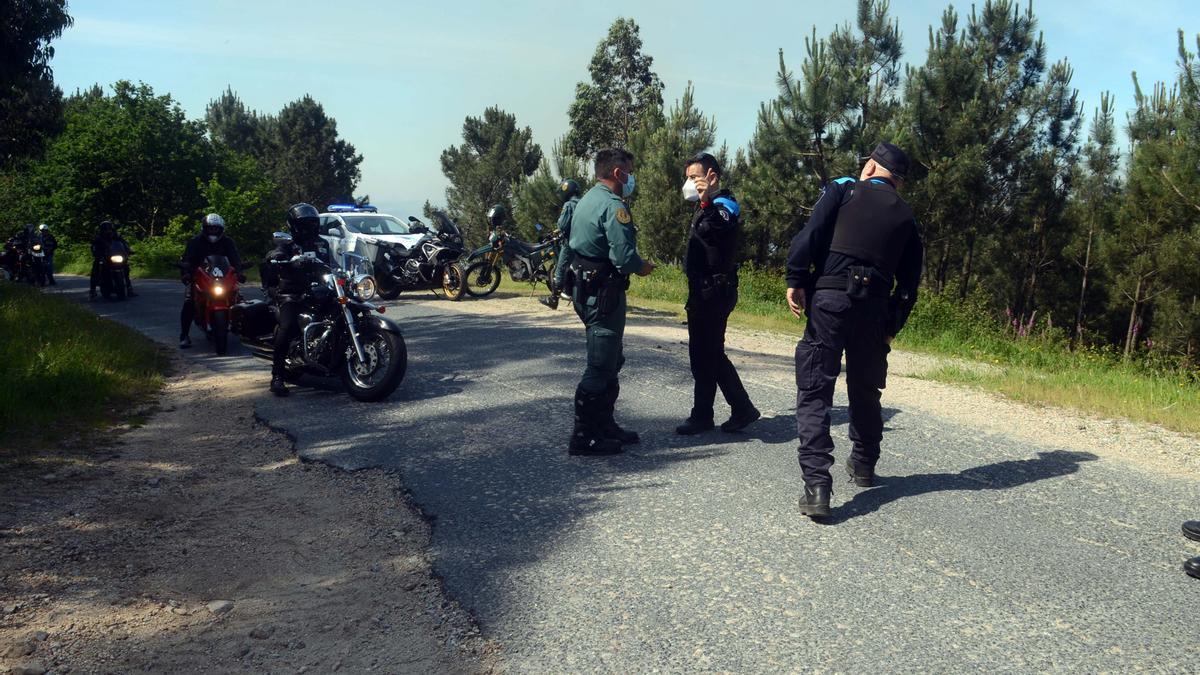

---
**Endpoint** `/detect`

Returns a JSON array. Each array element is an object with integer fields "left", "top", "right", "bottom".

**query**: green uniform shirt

[{"left": 568, "top": 183, "right": 644, "bottom": 276}]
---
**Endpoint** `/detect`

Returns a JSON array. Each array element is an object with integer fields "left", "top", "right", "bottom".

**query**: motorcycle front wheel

[
  {"left": 463, "top": 261, "right": 501, "bottom": 298},
  {"left": 211, "top": 309, "right": 230, "bottom": 356},
  {"left": 436, "top": 262, "right": 466, "bottom": 301},
  {"left": 342, "top": 329, "right": 407, "bottom": 402}
]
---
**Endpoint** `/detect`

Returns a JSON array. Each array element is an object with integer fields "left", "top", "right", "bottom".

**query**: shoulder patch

[
  {"left": 833, "top": 176, "right": 856, "bottom": 185},
  {"left": 615, "top": 208, "right": 632, "bottom": 224},
  {"left": 713, "top": 196, "right": 740, "bottom": 217}
]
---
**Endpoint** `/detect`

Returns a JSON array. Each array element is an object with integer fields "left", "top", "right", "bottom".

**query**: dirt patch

[{"left": 0, "top": 358, "right": 498, "bottom": 674}]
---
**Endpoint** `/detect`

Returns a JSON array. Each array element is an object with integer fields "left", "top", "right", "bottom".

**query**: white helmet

[
  {"left": 203, "top": 213, "right": 226, "bottom": 242},
  {"left": 38, "top": 223, "right": 48, "bottom": 231}
]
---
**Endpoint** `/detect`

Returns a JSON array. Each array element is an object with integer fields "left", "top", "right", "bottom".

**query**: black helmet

[
  {"left": 286, "top": 203, "right": 320, "bottom": 241},
  {"left": 486, "top": 204, "right": 506, "bottom": 230},
  {"left": 557, "top": 179, "right": 581, "bottom": 203},
  {"left": 99, "top": 220, "right": 116, "bottom": 237}
]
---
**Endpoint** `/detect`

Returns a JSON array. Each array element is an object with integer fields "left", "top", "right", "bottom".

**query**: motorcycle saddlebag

[{"left": 231, "top": 299, "right": 274, "bottom": 340}]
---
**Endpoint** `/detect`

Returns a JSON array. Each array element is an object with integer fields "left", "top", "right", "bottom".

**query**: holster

[
  {"left": 699, "top": 272, "right": 735, "bottom": 301},
  {"left": 570, "top": 255, "right": 627, "bottom": 316},
  {"left": 846, "top": 265, "right": 873, "bottom": 300},
  {"left": 815, "top": 266, "right": 888, "bottom": 300}
]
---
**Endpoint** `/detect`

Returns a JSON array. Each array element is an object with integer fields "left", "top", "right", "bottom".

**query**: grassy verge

[
  {"left": 503, "top": 263, "right": 1200, "bottom": 436},
  {"left": 0, "top": 283, "right": 168, "bottom": 449}
]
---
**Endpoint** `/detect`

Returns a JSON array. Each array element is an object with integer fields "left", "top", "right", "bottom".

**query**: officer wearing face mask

[
  {"left": 564, "top": 148, "right": 655, "bottom": 456},
  {"left": 676, "top": 152, "right": 760, "bottom": 436},
  {"left": 178, "top": 213, "right": 243, "bottom": 348}
]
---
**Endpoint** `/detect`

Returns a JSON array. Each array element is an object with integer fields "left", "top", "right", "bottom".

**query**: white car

[{"left": 319, "top": 206, "right": 430, "bottom": 260}]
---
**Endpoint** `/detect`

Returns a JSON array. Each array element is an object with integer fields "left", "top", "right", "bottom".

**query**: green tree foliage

[
  {"left": 512, "top": 137, "right": 588, "bottom": 241},
  {"left": 739, "top": 0, "right": 903, "bottom": 265},
  {"left": 566, "top": 18, "right": 664, "bottom": 157},
  {"left": 205, "top": 87, "right": 274, "bottom": 158},
  {"left": 440, "top": 106, "right": 542, "bottom": 244},
  {"left": 30, "top": 81, "right": 215, "bottom": 242},
  {"left": 201, "top": 150, "right": 281, "bottom": 258},
  {"left": 0, "top": 0, "right": 72, "bottom": 165},
  {"left": 627, "top": 84, "right": 718, "bottom": 262}
]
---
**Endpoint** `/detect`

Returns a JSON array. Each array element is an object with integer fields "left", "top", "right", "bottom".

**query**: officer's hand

[
  {"left": 786, "top": 287, "right": 806, "bottom": 318},
  {"left": 637, "top": 260, "right": 656, "bottom": 277}
]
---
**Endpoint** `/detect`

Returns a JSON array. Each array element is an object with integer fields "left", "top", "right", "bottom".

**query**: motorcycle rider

[
  {"left": 38, "top": 224, "right": 57, "bottom": 285},
  {"left": 178, "top": 213, "right": 244, "bottom": 349},
  {"left": 261, "top": 203, "right": 333, "bottom": 396},
  {"left": 540, "top": 179, "right": 582, "bottom": 310},
  {"left": 90, "top": 221, "right": 137, "bottom": 299}
]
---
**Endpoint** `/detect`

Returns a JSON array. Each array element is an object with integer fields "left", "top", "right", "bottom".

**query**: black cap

[{"left": 869, "top": 142, "right": 909, "bottom": 180}]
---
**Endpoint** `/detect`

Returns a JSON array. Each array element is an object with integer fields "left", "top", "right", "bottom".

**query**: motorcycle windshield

[
  {"left": 108, "top": 241, "right": 130, "bottom": 256},
  {"left": 205, "top": 254, "right": 231, "bottom": 274},
  {"left": 429, "top": 211, "right": 461, "bottom": 237}
]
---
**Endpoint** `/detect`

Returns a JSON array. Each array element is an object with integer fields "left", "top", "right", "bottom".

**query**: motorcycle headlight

[
  {"left": 110, "top": 255, "right": 125, "bottom": 264},
  {"left": 212, "top": 284, "right": 225, "bottom": 296},
  {"left": 32, "top": 244, "right": 41, "bottom": 252}
]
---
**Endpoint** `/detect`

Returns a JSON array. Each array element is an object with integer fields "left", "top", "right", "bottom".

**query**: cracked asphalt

[{"left": 59, "top": 275, "right": 1198, "bottom": 672}]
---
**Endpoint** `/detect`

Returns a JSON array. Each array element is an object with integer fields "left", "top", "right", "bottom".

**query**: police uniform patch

[
  {"left": 719, "top": 209, "right": 730, "bottom": 221},
  {"left": 616, "top": 208, "right": 632, "bottom": 224}
]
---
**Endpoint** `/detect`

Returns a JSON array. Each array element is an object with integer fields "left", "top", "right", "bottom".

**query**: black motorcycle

[
  {"left": 462, "top": 223, "right": 561, "bottom": 298},
  {"left": 97, "top": 240, "right": 132, "bottom": 300},
  {"left": 2, "top": 236, "right": 28, "bottom": 282},
  {"left": 231, "top": 242, "right": 407, "bottom": 402},
  {"left": 358, "top": 211, "right": 466, "bottom": 301}
]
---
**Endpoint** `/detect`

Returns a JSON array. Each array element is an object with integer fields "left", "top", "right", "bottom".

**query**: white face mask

[
  {"left": 207, "top": 234, "right": 220, "bottom": 243},
  {"left": 682, "top": 179, "right": 701, "bottom": 202}
]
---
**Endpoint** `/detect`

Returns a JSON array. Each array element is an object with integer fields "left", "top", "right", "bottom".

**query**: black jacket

[
  {"left": 786, "top": 177, "right": 924, "bottom": 336},
  {"left": 182, "top": 234, "right": 242, "bottom": 273},
  {"left": 684, "top": 189, "right": 741, "bottom": 284},
  {"left": 261, "top": 236, "right": 332, "bottom": 296},
  {"left": 91, "top": 234, "right": 131, "bottom": 260}
]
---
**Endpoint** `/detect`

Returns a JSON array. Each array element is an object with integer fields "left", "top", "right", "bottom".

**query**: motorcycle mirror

[
  {"left": 407, "top": 216, "right": 419, "bottom": 222},
  {"left": 273, "top": 231, "right": 293, "bottom": 244}
]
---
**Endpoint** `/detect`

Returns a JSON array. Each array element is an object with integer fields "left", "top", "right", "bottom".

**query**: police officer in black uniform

[
  {"left": 676, "top": 152, "right": 760, "bottom": 435},
  {"left": 786, "top": 142, "right": 924, "bottom": 519},
  {"left": 261, "top": 203, "right": 333, "bottom": 396},
  {"left": 178, "top": 213, "right": 244, "bottom": 348}
]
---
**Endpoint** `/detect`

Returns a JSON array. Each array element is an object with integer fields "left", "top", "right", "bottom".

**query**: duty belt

[{"left": 815, "top": 270, "right": 890, "bottom": 298}]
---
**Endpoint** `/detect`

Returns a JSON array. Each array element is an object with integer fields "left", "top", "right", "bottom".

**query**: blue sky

[{"left": 50, "top": 0, "right": 1199, "bottom": 218}]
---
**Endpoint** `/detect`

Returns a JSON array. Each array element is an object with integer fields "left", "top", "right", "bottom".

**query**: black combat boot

[
  {"left": 1183, "top": 521, "right": 1200, "bottom": 542},
  {"left": 270, "top": 375, "right": 289, "bottom": 397},
  {"left": 845, "top": 457, "right": 876, "bottom": 488},
  {"left": 600, "top": 379, "right": 639, "bottom": 444},
  {"left": 720, "top": 405, "right": 761, "bottom": 432},
  {"left": 798, "top": 485, "right": 831, "bottom": 519},
  {"left": 569, "top": 387, "right": 622, "bottom": 456},
  {"left": 675, "top": 417, "right": 715, "bottom": 435}
]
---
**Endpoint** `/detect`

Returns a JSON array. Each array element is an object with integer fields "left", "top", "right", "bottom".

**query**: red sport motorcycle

[{"left": 181, "top": 255, "right": 252, "bottom": 355}]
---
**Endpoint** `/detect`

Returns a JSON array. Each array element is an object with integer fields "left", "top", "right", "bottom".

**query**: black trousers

[
  {"left": 794, "top": 289, "right": 890, "bottom": 488},
  {"left": 180, "top": 284, "right": 195, "bottom": 336},
  {"left": 686, "top": 290, "right": 752, "bottom": 422},
  {"left": 272, "top": 300, "right": 304, "bottom": 376}
]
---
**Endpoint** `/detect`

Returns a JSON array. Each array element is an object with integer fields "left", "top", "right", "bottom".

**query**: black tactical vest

[{"left": 828, "top": 179, "right": 915, "bottom": 276}]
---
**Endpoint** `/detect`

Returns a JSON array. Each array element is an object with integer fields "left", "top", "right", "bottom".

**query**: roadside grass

[
  {"left": 499, "top": 263, "right": 1200, "bottom": 436},
  {"left": 0, "top": 283, "right": 168, "bottom": 449}
]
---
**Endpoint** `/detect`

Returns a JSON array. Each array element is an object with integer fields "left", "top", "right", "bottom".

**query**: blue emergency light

[{"left": 328, "top": 204, "right": 378, "bottom": 213}]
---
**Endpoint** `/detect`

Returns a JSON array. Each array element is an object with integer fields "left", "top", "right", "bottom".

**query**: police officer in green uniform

[
  {"left": 565, "top": 148, "right": 656, "bottom": 456},
  {"left": 540, "top": 179, "right": 582, "bottom": 310}
]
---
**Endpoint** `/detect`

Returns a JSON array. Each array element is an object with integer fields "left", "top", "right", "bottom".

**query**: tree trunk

[
  {"left": 958, "top": 232, "right": 976, "bottom": 301},
  {"left": 1071, "top": 226, "right": 1095, "bottom": 349},
  {"left": 1123, "top": 277, "right": 1144, "bottom": 359}
]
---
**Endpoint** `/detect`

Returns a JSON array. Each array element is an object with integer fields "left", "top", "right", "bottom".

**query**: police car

[{"left": 319, "top": 204, "right": 431, "bottom": 259}]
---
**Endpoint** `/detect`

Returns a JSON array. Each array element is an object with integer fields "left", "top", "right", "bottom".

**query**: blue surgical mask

[{"left": 622, "top": 172, "right": 636, "bottom": 197}]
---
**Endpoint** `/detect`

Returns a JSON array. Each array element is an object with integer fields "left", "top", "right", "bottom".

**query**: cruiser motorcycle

[
  {"left": 357, "top": 212, "right": 466, "bottom": 301},
  {"left": 231, "top": 242, "right": 407, "bottom": 402},
  {"left": 461, "top": 223, "right": 561, "bottom": 298}
]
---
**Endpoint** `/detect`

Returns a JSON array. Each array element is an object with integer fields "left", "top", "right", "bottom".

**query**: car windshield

[{"left": 340, "top": 215, "right": 410, "bottom": 236}]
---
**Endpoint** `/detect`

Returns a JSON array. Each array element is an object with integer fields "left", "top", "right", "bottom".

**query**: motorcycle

[
  {"left": 358, "top": 212, "right": 466, "bottom": 301},
  {"left": 28, "top": 239, "right": 49, "bottom": 287},
  {"left": 461, "top": 223, "right": 561, "bottom": 298},
  {"left": 180, "top": 255, "right": 254, "bottom": 356},
  {"left": 231, "top": 239, "right": 407, "bottom": 402},
  {"left": 97, "top": 240, "right": 132, "bottom": 300},
  {"left": 2, "top": 237, "right": 28, "bottom": 282}
]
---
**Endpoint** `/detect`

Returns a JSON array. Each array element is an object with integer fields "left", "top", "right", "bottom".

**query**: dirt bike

[
  {"left": 461, "top": 223, "right": 561, "bottom": 298},
  {"left": 232, "top": 243, "right": 407, "bottom": 402},
  {"left": 180, "top": 255, "right": 253, "bottom": 356}
]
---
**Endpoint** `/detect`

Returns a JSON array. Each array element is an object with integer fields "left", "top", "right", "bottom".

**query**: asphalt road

[{"left": 56, "top": 275, "right": 1198, "bottom": 671}]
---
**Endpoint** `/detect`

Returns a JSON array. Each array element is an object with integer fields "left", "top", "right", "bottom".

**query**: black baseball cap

[{"left": 869, "top": 142, "right": 910, "bottom": 180}]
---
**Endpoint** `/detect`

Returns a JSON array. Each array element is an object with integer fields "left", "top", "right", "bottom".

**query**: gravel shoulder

[
  {"left": 0, "top": 356, "right": 497, "bottom": 674},
  {"left": 450, "top": 290, "right": 1199, "bottom": 478}
]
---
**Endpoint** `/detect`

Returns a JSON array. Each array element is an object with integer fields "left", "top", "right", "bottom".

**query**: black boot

[
  {"left": 1186, "top": 557, "right": 1200, "bottom": 579},
  {"left": 720, "top": 405, "right": 761, "bottom": 432},
  {"left": 798, "top": 485, "right": 831, "bottom": 519},
  {"left": 675, "top": 417, "right": 715, "bottom": 435},
  {"left": 270, "top": 375, "right": 289, "bottom": 397},
  {"left": 845, "top": 457, "right": 876, "bottom": 488},
  {"left": 1183, "top": 521, "right": 1200, "bottom": 542},
  {"left": 600, "top": 380, "right": 639, "bottom": 444},
  {"left": 569, "top": 387, "right": 623, "bottom": 456},
  {"left": 539, "top": 283, "right": 560, "bottom": 310}
]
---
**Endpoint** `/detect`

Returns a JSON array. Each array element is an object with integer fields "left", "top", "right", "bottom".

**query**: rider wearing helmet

[
  {"left": 261, "top": 203, "right": 334, "bottom": 396},
  {"left": 178, "top": 213, "right": 244, "bottom": 348},
  {"left": 90, "top": 220, "right": 136, "bottom": 299},
  {"left": 37, "top": 224, "right": 58, "bottom": 285},
  {"left": 539, "top": 179, "right": 582, "bottom": 310}
]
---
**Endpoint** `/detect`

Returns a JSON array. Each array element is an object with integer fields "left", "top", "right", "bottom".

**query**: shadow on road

[{"left": 827, "top": 449, "right": 1100, "bottom": 524}]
